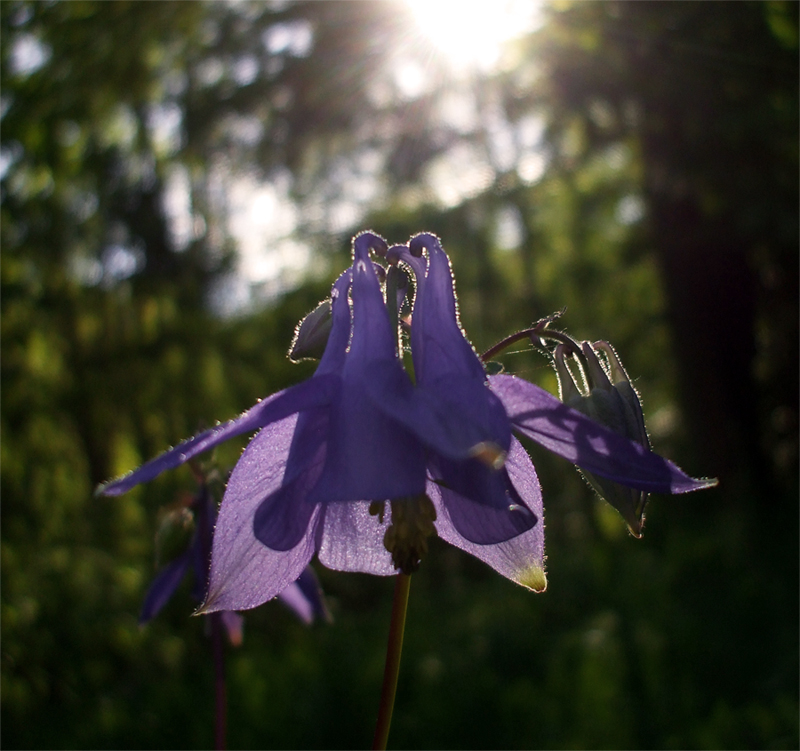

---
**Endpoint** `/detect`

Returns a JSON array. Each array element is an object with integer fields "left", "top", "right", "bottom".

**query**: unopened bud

[
  {"left": 155, "top": 503, "right": 194, "bottom": 567},
  {"left": 554, "top": 341, "right": 650, "bottom": 537},
  {"left": 593, "top": 341, "right": 649, "bottom": 450},
  {"left": 289, "top": 299, "right": 332, "bottom": 362}
]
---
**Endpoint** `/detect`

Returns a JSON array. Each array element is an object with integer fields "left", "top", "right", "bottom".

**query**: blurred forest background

[{"left": 2, "top": 1, "right": 797, "bottom": 748}]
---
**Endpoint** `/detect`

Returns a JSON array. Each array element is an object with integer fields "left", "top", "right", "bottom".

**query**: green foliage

[{"left": 2, "top": 1, "right": 797, "bottom": 749}]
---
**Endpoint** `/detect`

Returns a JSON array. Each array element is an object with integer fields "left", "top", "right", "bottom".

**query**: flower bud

[
  {"left": 154, "top": 502, "right": 195, "bottom": 567},
  {"left": 289, "top": 299, "right": 333, "bottom": 362},
  {"left": 554, "top": 341, "right": 650, "bottom": 537}
]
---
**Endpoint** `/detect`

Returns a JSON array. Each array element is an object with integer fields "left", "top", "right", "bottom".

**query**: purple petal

[
  {"left": 349, "top": 234, "right": 398, "bottom": 364},
  {"left": 490, "top": 374, "right": 718, "bottom": 494},
  {"left": 253, "top": 471, "right": 321, "bottom": 552},
  {"left": 293, "top": 566, "right": 329, "bottom": 621},
  {"left": 432, "top": 438, "right": 547, "bottom": 592},
  {"left": 385, "top": 237, "right": 510, "bottom": 460},
  {"left": 388, "top": 264, "right": 410, "bottom": 314},
  {"left": 276, "top": 581, "right": 316, "bottom": 625},
  {"left": 429, "top": 454, "right": 537, "bottom": 544},
  {"left": 364, "top": 362, "right": 511, "bottom": 460},
  {"left": 308, "top": 378, "right": 426, "bottom": 504},
  {"left": 139, "top": 551, "right": 191, "bottom": 624},
  {"left": 406, "top": 234, "right": 486, "bottom": 384},
  {"left": 308, "top": 236, "right": 426, "bottom": 503},
  {"left": 316, "top": 501, "right": 396, "bottom": 575},
  {"left": 437, "top": 489, "right": 536, "bottom": 546},
  {"left": 200, "top": 415, "right": 320, "bottom": 613},
  {"left": 388, "top": 243, "right": 427, "bottom": 289},
  {"left": 417, "top": 378, "right": 511, "bottom": 455},
  {"left": 254, "top": 410, "right": 328, "bottom": 551},
  {"left": 97, "top": 374, "right": 339, "bottom": 497}
]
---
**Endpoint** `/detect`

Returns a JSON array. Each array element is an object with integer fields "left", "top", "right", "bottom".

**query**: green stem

[{"left": 372, "top": 573, "right": 412, "bottom": 751}]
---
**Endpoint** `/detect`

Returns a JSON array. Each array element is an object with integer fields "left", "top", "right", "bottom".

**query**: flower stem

[
  {"left": 372, "top": 573, "right": 412, "bottom": 751},
  {"left": 480, "top": 311, "right": 582, "bottom": 363},
  {"left": 211, "top": 612, "right": 227, "bottom": 751}
]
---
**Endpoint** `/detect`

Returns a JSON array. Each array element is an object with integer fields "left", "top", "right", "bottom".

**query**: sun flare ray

[{"left": 403, "top": 0, "right": 542, "bottom": 74}]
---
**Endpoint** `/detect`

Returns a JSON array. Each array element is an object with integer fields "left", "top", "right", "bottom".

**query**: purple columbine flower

[
  {"left": 100, "top": 230, "right": 715, "bottom": 612},
  {"left": 139, "top": 481, "right": 327, "bottom": 642},
  {"left": 200, "top": 232, "right": 543, "bottom": 610}
]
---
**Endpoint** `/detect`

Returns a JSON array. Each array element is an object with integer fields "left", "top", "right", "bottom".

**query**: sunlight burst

[{"left": 404, "top": 0, "right": 541, "bottom": 73}]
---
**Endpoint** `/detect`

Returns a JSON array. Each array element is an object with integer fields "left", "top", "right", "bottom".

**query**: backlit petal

[
  {"left": 365, "top": 362, "right": 511, "bottom": 460},
  {"left": 316, "top": 270, "right": 352, "bottom": 376},
  {"left": 309, "top": 234, "right": 426, "bottom": 503},
  {"left": 254, "top": 410, "right": 327, "bottom": 550},
  {"left": 432, "top": 437, "right": 546, "bottom": 591},
  {"left": 429, "top": 450, "right": 537, "bottom": 544},
  {"left": 406, "top": 234, "right": 486, "bottom": 383},
  {"left": 316, "top": 501, "right": 396, "bottom": 575},
  {"left": 490, "top": 374, "right": 717, "bottom": 494},
  {"left": 97, "top": 374, "right": 338, "bottom": 497},
  {"left": 386, "top": 237, "right": 511, "bottom": 457},
  {"left": 201, "top": 414, "right": 319, "bottom": 613}
]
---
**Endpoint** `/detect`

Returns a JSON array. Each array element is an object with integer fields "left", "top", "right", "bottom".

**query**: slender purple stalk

[{"left": 211, "top": 612, "right": 227, "bottom": 751}]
